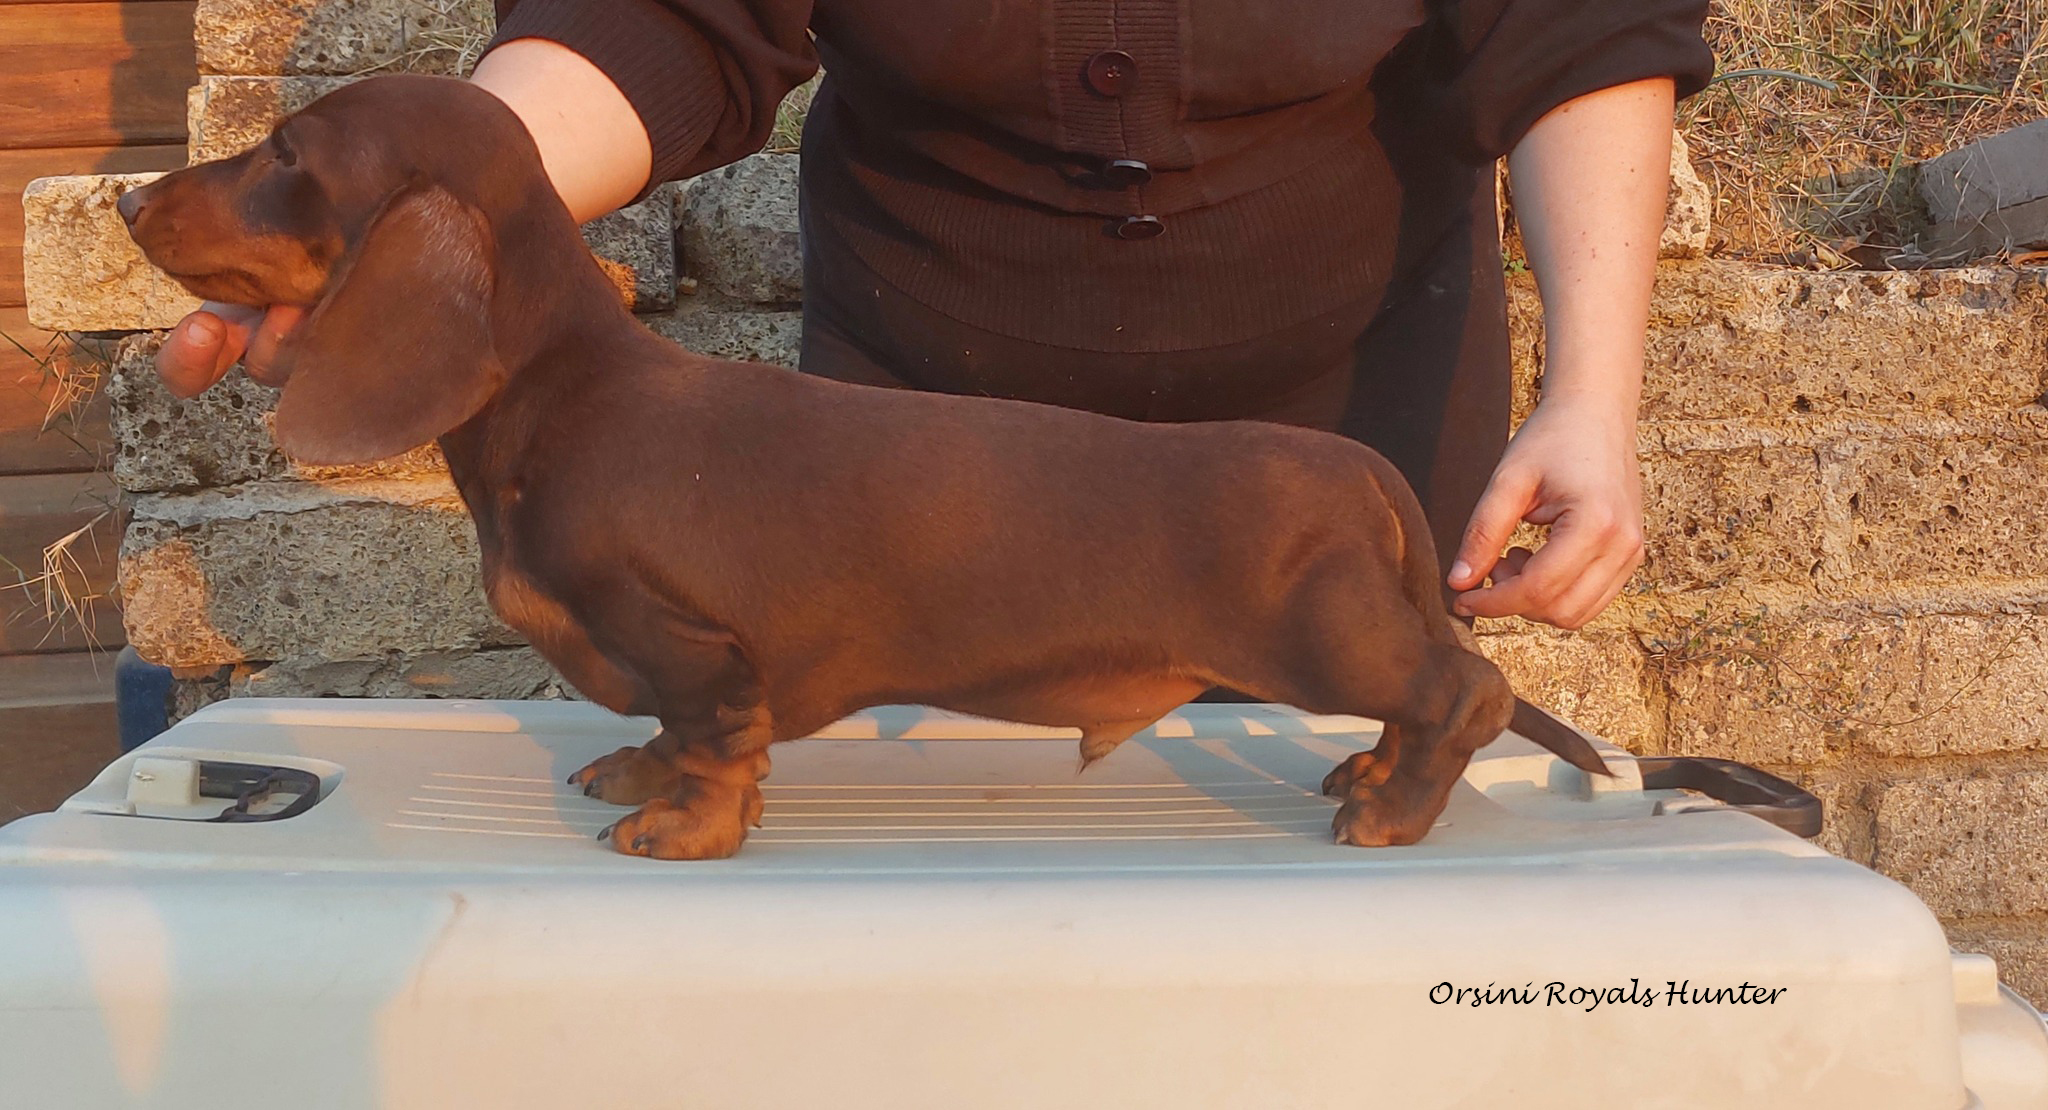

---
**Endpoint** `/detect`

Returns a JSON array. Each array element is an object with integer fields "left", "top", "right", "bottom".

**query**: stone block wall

[{"left": 20, "top": 0, "right": 2048, "bottom": 1004}]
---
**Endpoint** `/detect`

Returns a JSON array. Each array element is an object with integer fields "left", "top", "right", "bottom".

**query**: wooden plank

[
  {"left": 0, "top": 470, "right": 125, "bottom": 654},
  {"left": 1, "top": 142, "right": 186, "bottom": 307},
  {"left": 0, "top": 308, "right": 114, "bottom": 475},
  {"left": 0, "top": 3, "right": 197, "bottom": 149},
  {"left": 0, "top": 651, "right": 119, "bottom": 824}
]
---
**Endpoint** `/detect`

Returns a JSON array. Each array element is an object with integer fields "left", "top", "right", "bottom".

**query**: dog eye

[{"left": 272, "top": 131, "right": 298, "bottom": 168}]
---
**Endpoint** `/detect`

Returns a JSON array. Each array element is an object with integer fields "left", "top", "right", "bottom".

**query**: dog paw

[
  {"left": 1330, "top": 788, "right": 1437, "bottom": 848},
  {"left": 1320, "top": 750, "right": 1392, "bottom": 797},
  {"left": 599, "top": 777, "right": 764, "bottom": 860},
  {"left": 568, "top": 744, "right": 684, "bottom": 806}
]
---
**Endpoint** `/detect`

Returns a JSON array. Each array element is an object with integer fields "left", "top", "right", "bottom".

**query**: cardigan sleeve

[
  {"left": 489, "top": 0, "right": 818, "bottom": 190},
  {"left": 1420, "top": 0, "right": 1714, "bottom": 164}
]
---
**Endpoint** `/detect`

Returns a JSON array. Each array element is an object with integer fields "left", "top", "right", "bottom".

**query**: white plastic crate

[{"left": 2, "top": 698, "right": 2044, "bottom": 1108}]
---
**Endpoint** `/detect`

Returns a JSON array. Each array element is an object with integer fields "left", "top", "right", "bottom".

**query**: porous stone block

[
  {"left": 1660, "top": 130, "right": 1711, "bottom": 260},
  {"left": 585, "top": 183, "right": 681, "bottom": 314},
  {"left": 678, "top": 153, "right": 801, "bottom": 304},
  {"left": 21, "top": 175, "right": 201, "bottom": 332},
  {"left": 1507, "top": 264, "right": 2048, "bottom": 423},
  {"left": 187, "top": 75, "right": 351, "bottom": 162},
  {"left": 1836, "top": 434, "right": 2048, "bottom": 585},
  {"left": 235, "top": 647, "right": 572, "bottom": 700},
  {"left": 1944, "top": 918, "right": 2048, "bottom": 1008},
  {"left": 1919, "top": 119, "right": 2048, "bottom": 258},
  {"left": 1636, "top": 446, "right": 1825, "bottom": 592},
  {"left": 120, "top": 478, "right": 511, "bottom": 668},
  {"left": 1475, "top": 627, "right": 1660, "bottom": 755},
  {"left": 1644, "top": 607, "right": 2048, "bottom": 765},
  {"left": 1872, "top": 770, "right": 2048, "bottom": 919},
  {"left": 195, "top": 0, "right": 494, "bottom": 77},
  {"left": 108, "top": 334, "right": 447, "bottom": 494},
  {"left": 1800, "top": 773, "right": 1876, "bottom": 865},
  {"left": 645, "top": 297, "right": 803, "bottom": 368}
]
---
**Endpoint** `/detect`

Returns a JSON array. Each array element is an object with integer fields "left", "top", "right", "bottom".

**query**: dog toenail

[
  {"left": 597, "top": 822, "right": 617, "bottom": 841},
  {"left": 632, "top": 835, "right": 650, "bottom": 853}
]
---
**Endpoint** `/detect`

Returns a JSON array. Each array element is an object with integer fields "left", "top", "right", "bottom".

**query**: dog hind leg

[{"left": 1330, "top": 645, "right": 1513, "bottom": 847}]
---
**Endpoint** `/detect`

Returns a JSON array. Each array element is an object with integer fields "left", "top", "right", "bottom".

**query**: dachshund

[{"left": 119, "top": 74, "right": 1610, "bottom": 860}]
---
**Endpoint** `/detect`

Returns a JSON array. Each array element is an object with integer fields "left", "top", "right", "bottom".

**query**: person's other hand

[
  {"left": 154, "top": 303, "right": 306, "bottom": 398},
  {"left": 1446, "top": 396, "right": 1644, "bottom": 629}
]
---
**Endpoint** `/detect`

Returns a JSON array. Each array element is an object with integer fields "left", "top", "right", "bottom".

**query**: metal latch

[{"left": 122, "top": 758, "right": 323, "bottom": 823}]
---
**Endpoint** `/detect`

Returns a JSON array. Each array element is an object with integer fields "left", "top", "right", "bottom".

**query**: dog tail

[
  {"left": 1509, "top": 698, "right": 1614, "bottom": 777},
  {"left": 1442, "top": 617, "right": 1614, "bottom": 778},
  {"left": 1362, "top": 450, "right": 1617, "bottom": 780}
]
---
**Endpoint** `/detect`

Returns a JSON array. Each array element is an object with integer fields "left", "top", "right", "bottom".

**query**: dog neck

[{"left": 435, "top": 179, "right": 665, "bottom": 497}]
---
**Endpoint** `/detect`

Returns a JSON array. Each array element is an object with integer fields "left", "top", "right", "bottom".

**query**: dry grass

[
  {"left": 0, "top": 329, "right": 110, "bottom": 469},
  {"left": 0, "top": 509, "right": 115, "bottom": 652},
  {"left": 1685, "top": 0, "right": 2048, "bottom": 265},
  {"left": 0, "top": 330, "right": 117, "bottom": 648},
  {"left": 347, "top": 0, "right": 497, "bottom": 78},
  {"left": 768, "top": 75, "right": 821, "bottom": 154}
]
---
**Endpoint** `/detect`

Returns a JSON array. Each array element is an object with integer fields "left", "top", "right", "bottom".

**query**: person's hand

[
  {"left": 154, "top": 302, "right": 306, "bottom": 398},
  {"left": 1446, "top": 395, "right": 1644, "bottom": 629}
]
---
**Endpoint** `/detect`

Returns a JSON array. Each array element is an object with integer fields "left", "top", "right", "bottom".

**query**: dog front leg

[
  {"left": 601, "top": 740, "right": 771, "bottom": 861},
  {"left": 581, "top": 620, "right": 777, "bottom": 860},
  {"left": 570, "top": 732, "right": 689, "bottom": 806}
]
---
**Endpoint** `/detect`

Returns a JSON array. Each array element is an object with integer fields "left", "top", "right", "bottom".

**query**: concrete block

[
  {"left": 644, "top": 297, "right": 803, "bottom": 368},
  {"left": 1919, "top": 119, "right": 2048, "bottom": 257},
  {"left": 1475, "top": 627, "right": 1660, "bottom": 755},
  {"left": 1837, "top": 435, "right": 2048, "bottom": 585},
  {"left": 1872, "top": 770, "right": 2048, "bottom": 918},
  {"left": 678, "top": 153, "right": 801, "bottom": 304},
  {"left": 120, "top": 478, "right": 512, "bottom": 668},
  {"left": 195, "top": 0, "right": 493, "bottom": 77},
  {"left": 1637, "top": 445, "right": 1826, "bottom": 592},
  {"left": 1532, "top": 264, "right": 2048, "bottom": 422},
  {"left": 21, "top": 175, "right": 201, "bottom": 332},
  {"left": 188, "top": 75, "right": 351, "bottom": 162},
  {"left": 108, "top": 334, "right": 447, "bottom": 494},
  {"left": 235, "top": 647, "right": 572, "bottom": 700}
]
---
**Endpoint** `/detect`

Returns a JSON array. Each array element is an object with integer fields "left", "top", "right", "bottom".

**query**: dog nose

[{"left": 115, "top": 186, "right": 148, "bottom": 227}]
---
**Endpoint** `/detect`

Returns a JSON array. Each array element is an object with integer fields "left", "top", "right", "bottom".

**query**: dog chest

[{"left": 2, "top": 699, "right": 2043, "bottom": 1108}]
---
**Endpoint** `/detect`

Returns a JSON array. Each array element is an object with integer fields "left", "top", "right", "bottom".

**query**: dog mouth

[{"left": 160, "top": 266, "right": 266, "bottom": 304}]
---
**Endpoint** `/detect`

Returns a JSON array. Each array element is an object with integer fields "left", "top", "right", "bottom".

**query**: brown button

[
  {"left": 1112, "top": 215, "right": 1164, "bottom": 240},
  {"left": 1102, "top": 159, "right": 1152, "bottom": 188},
  {"left": 1085, "top": 50, "right": 1136, "bottom": 97}
]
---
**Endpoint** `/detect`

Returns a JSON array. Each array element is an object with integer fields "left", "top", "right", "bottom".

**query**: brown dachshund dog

[{"left": 120, "top": 75, "right": 1609, "bottom": 859}]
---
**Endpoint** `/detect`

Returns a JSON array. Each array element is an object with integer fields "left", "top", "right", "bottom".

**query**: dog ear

[{"left": 270, "top": 184, "right": 504, "bottom": 464}]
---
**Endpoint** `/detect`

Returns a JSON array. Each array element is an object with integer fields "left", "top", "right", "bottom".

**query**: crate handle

[{"left": 1635, "top": 756, "right": 1823, "bottom": 839}]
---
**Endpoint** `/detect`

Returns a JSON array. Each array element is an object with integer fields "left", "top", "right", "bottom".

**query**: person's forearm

[
  {"left": 470, "top": 38, "right": 654, "bottom": 223},
  {"left": 1504, "top": 78, "right": 1674, "bottom": 424}
]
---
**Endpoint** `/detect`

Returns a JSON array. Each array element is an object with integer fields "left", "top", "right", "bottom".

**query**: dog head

[{"left": 120, "top": 74, "right": 577, "bottom": 464}]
